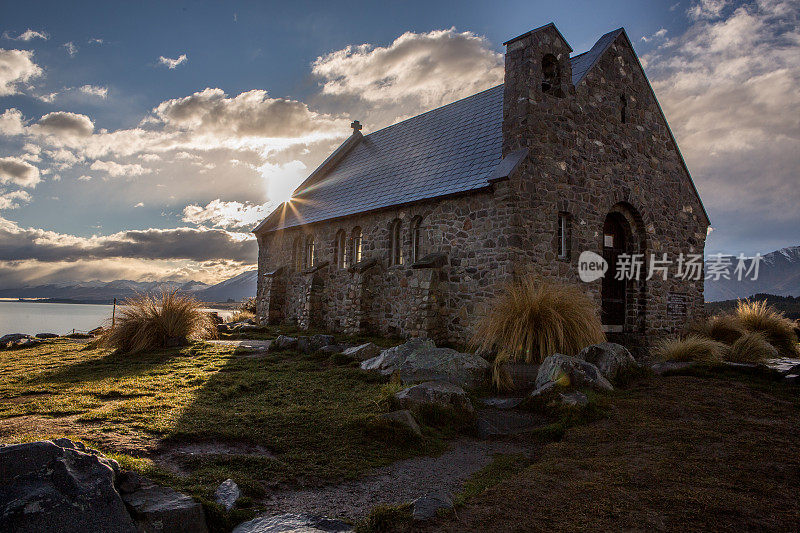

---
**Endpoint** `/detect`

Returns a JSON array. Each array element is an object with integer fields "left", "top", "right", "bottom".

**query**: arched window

[
  {"left": 292, "top": 237, "right": 303, "bottom": 272},
  {"left": 541, "top": 54, "right": 562, "bottom": 97},
  {"left": 334, "top": 229, "right": 347, "bottom": 269},
  {"left": 351, "top": 227, "right": 362, "bottom": 264},
  {"left": 410, "top": 216, "right": 423, "bottom": 263},
  {"left": 619, "top": 94, "right": 627, "bottom": 124},
  {"left": 304, "top": 235, "right": 315, "bottom": 269},
  {"left": 390, "top": 219, "right": 403, "bottom": 266}
]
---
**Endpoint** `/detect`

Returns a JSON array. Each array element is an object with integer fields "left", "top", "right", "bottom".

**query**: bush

[
  {"left": 734, "top": 300, "right": 799, "bottom": 357},
  {"left": 726, "top": 331, "right": 777, "bottom": 363},
  {"left": 653, "top": 335, "right": 728, "bottom": 363},
  {"left": 356, "top": 503, "right": 412, "bottom": 533},
  {"left": 229, "top": 297, "right": 257, "bottom": 323},
  {"left": 472, "top": 276, "right": 605, "bottom": 389},
  {"left": 101, "top": 290, "right": 217, "bottom": 354},
  {"left": 688, "top": 314, "right": 746, "bottom": 345}
]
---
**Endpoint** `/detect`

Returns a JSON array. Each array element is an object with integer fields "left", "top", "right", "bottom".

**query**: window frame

[
  {"left": 390, "top": 219, "right": 403, "bottom": 266},
  {"left": 304, "top": 235, "right": 315, "bottom": 269},
  {"left": 351, "top": 227, "right": 362, "bottom": 265},
  {"left": 557, "top": 213, "right": 570, "bottom": 260},
  {"left": 410, "top": 217, "right": 423, "bottom": 263},
  {"left": 335, "top": 229, "right": 347, "bottom": 269}
]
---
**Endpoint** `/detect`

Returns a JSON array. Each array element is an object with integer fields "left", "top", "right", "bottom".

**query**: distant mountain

[
  {"left": 0, "top": 279, "right": 209, "bottom": 303},
  {"left": 195, "top": 270, "right": 257, "bottom": 303},
  {"left": 705, "top": 246, "right": 800, "bottom": 301},
  {"left": 0, "top": 269, "right": 258, "bottom": 304}
]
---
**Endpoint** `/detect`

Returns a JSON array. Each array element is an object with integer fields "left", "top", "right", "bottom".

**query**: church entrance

[{"left": 601, "top": 212, "right": 629, "bottom": 330}]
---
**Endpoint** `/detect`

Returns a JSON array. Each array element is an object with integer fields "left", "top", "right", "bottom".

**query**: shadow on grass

[
  {"left": 140, "top": 345, "right": 445, "bottom": 529},
  {"left": 32, "top": 347, "right": 183, "bottom": 386}
]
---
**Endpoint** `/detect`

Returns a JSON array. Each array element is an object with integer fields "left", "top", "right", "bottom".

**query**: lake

[{"left": 0, "top": 301, "right": 233, "bottom": 337}]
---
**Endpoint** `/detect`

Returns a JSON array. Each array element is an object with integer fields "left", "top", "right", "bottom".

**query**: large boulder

[
  {"left": 360, "top": 339, "right": 489, "bottom": 388},
  {"left": 35, "top": 333, "right": 59, "bottom": 339},
  {"left": 232, "top": 513, "right": 352, "bottom": 533},
  {"left": 0, "top": 440, "right": 136, "bottom": 533},
  {"left": 117, "top": 472, "right": 208, "bottom": 533},
  {"left": 394, "top": 381, "right": 474, "bottom": 414},
  {"left": 297, "top": 335, "right": 336, "bottom": 354},
  {"left": 271, "top": 335, "right": 298, "bottom": 351},
  {"left": 341, "top": 342, "right": 381, "bottom": 361},
  {"left": 577, "top": 342, "right": 638, "bottom": 383},
  {"left": 378, "top": 410, "right": 423, "bottom": 438},
  {"left": 535, "top": 353, "right": 613, "bottom": 392}
]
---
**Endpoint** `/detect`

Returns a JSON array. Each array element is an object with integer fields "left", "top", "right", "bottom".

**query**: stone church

[{"left": 253, "top": 23, "right": 709, "bottom": 352}]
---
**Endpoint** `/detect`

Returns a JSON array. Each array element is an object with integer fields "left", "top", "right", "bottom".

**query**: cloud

[
  {"left": 158, "top": 54, "right": 188, "bottom": 69},
  {"left": 641, "top": 28, "right": 668, "bottom": 42},
  {"left": 644, "top": 0, "right": 800, "bottom": 254},
  {"left": 79, "top": 84, "right": 108, "bottom": 98},
  {"left": 687, "top": 0, "right": 730, "bottom": 20},
  {"left": 0, "top": 189, "right": 32, "bottom": 210},
  {"left": 3, "top": 29, "right": 49, "bottom": 41},
  {"left": 0, "top": 157, "right": 41, "bottom": 187},
  {"left": 182, "top": 199, "right": 276, "bottom": 229},
  {"left": 88, "top": 38, "right": 104, "bottom": 45},
  {"left": 34, "top": 111, "right": 95, "bottom": 138},
  {"left": 0, "top": 216, "right": 256, "bottom": 263},
  {"left": 133, "top": 202, "right": 144, "bottom": 208},
  {"left": 0, "top": 48, "right": 43, "bottom": 96},
  {"left": 62, "top": 41, "right": 78, "bottom": 57},
  {"left": 151, "top": 87, "right": 347, "bottom": 139},
  {"left": 0, "top": 108, "right": 26, "bottom": 135},
  {"left": 89, "top": 160, "right": 147, "bottom": 177},
  {"left": 311, "top": 28, "right": 503, "bottom": 110}
]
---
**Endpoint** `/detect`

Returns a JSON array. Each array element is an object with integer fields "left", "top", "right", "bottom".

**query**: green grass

[{"left": 0, "top": 338, "right": 445, "bottom": 514}]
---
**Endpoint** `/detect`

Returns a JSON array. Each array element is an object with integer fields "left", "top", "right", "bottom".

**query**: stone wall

[
  {"left": 501, "top": 27, "right": 708, "bottom": 351},
  {"left": 257, "top": 181, "right": 518, "bottom": 342}
]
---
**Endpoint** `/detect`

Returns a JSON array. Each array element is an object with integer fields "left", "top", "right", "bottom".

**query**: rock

[
  {"left": 527, "top": 380, "right": 561, "bottom": 400},
  {"left": 310, "top": 334, "right": 335, "bottom": 351},
  {"left": 4, "top": 337, "right": 41, "bottom": 349},
  {"left": 0, "top": 333, "right": 38, "bottom": 348},
  {"left": 378, "top": 410, "right": 423, "bottom": 438},
  {"left": 559, "top": 391, "right": 589, "bottom": 407},
  {"left": 296, "top": 336, "right": 312, "bottom": 354},
  {"left": 577, "top": 342, "right": 637, "bottom": 382},
  {"left": 0, "top": 440, "right": 136, "bottom": 533},
  {"left": 318, "top": 344, "right": 344, "bottom": 355},
  {"left": 411, "top": 494, "right": 453, "bottom": 521},
  {"left": 341, "top": 342, "right": 381, "bottom": 361},
  {"left": 236, "top": 324, "right": 263, "bottom": 333},
  {"left": 214, "top": 478, "right": 241, "bottom": 511},
  {"left": 64, "top": 332, "right": 93, "bottom": 339},
  {"left": 651, "top": 361, "right": 696, "bottom": 375},
  {"left": 478, "top": 397, "right": 524, "bottom": 410},
  {"left": 232, "top": 513, "right": 352, "bottom": 533},
  {"left": 535, "top": 353, "right": 613, "bottom": 392},
  {"left": 35, "top": 333, "right": 59, "bottom": 339},
  {"left": 271, "top": 335, "right": 297, "bottom": 351},
  {"left": 118, "top": 471, "right": 208, "bottom": 533},
  {"left": 88, "top": 326, "right": 104, "bottom": 336},
  {"left": 217, "top": 324, "right": 231, "bottom": 334},
  {"left": 394, "top": 381, "right": 474, "bottom": 414},
  {"left": 360, "top": 338, "right": 489, "bottom": 388}
]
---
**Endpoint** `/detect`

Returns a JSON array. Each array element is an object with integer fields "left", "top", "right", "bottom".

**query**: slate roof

[{"left": 256, "top": 29, "right": 623, "bottom": 233}]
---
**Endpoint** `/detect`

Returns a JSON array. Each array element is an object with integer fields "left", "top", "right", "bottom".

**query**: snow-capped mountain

[
  {"left": 0, "top": 269, "right": 258, "bottom": 304},
  {"left": 195, "top": 270, "right": 257, "bottom": 302},
  {"left": 705, "top": 246, "right": 800, "bottom": 301}
]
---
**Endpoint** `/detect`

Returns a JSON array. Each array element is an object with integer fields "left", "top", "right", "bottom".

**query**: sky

[{"left": 0, "top": 0, "right": 797, "bottom": 288}]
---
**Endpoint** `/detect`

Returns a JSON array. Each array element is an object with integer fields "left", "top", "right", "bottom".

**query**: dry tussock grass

[
  {"left": 727, "top": 331, "right": 777, "bottom": 363},
  {"left": 473, "top": 276, "right": 605, "bottom": 389},
  {"left": 101, "top": 291, "right": 217, "bottom": 354},
  {"left": 653, "top": 335, "right": 728, "bottom": 363},
  {"left": 734, "top": 300, "right": 799, "bottom": 357}
]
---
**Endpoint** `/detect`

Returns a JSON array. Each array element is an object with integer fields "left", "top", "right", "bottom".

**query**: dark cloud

[
  {"left": 35, "top": 111, "right": 95, "bottom": 136},
  {"left": 0, "top": 219, "right": 257, "bottom": 263},
  {"left": 0, "top": 157, "right": 40, "bottom": 187}
]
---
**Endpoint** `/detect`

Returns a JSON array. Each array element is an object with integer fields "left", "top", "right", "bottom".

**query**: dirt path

[
  {"left": 207, "top": 339, "right": 272, "bottom": 352},
  {"left": 259, "top": 437, "right": 535, "bottom": 520}
]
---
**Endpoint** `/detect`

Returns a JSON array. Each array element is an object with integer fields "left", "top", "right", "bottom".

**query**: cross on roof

[{"left": 350, "top": 120, "right": 362, "bottom": 133}]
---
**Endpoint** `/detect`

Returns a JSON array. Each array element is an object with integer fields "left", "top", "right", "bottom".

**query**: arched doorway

[{"left": 602, "top": 212, "right": 629, "bottom": 330}]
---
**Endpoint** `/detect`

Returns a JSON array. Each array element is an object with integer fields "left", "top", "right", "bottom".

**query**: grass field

[{"left": 0, "top": 339, "right": 444, "bottom": 520}]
